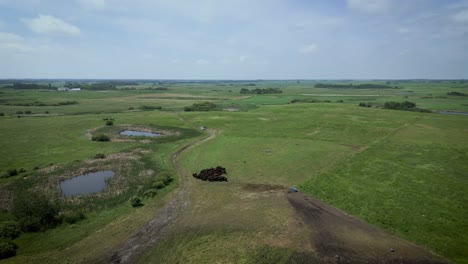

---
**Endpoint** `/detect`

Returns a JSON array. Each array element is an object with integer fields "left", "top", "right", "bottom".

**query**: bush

[
  {"left": 447, "top": 91, "right": 466, "bottom": 96},
  {"left": 153, "top": 181, "right": 165, "bottom": 189},
  {"left": 57, "top": 211, "right": 85, "bottom": 225},
  {"left": 128, "top": 107, "right": 135, "bottom": 110},
  {"left": 0, "top": 239, "right": 17, "bottom": 260},
  {"left": 130, "top": 196, "right": 143, "bottom": 207},
  {"left": 94, "top": 153, "right": 106, "bottom": 159},
  {"left": 92, "top": 134, "right": 110, "bottom": 142},
  {"left": 15, "top": 111, "right": 23, "bottom": 114},
  {"left": 140, "top": 105, "right": 162, "bottom": 111},
  {"left": 0, "top": 113, "right": 4, "bottom": 116},
  {"left": 143, "top": 189, "right": 158, "bottom": 198},
  {"left": 163, "top": 175, "right": 174, "bottom": 186},
  {"left": 12, "top": 192, "right": 60, "bottom": 232},
  {"left": 24, "top": 111, "right": 32, "bottom": 114},
  {"left": 7, "top": 169, "right": 18, "bottom": 177},
  {"left": 1, "top": 169, "right": 18, "bottom": 179},
  {"left": 105, "top": 120, "right": 114, "bottom": 126},
  {"left": 184, "top": 102, "right": 218, "bottom": 111},
  {"left": 359, "top": 102, "right": 372, "bottom": 108},
  {"left": 0, "top": 222, "right": 20, "bottom": 239}
]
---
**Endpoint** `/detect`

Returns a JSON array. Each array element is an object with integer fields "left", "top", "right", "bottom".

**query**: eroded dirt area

[{"left": 287, "top": 192, "right": 447, "bottom": 264}]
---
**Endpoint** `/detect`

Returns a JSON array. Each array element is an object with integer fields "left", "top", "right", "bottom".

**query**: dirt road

[{"left": 105, "top": 130, "right": 217, "bottom": 264}]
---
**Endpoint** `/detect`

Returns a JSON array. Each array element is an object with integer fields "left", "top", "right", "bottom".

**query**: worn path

[{"left": 104, "top": 130, "right": 217, "bottom": 264}]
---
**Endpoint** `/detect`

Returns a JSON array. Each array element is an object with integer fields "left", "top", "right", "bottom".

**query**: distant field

[{"left": 0, "top": 80, "right": 467, "bottom": 263}]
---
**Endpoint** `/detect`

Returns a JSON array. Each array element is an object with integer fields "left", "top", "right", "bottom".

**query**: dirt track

[
  {"left": 104, "top": 130, "right": 217, "bottom": 264},
  {"left": 287, "top": 192, "right": 447, "bottom": 264}
]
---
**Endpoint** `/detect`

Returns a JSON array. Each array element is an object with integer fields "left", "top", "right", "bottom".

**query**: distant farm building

[
  {"left": 57, "top": 87, "right": 69, "bottom": 91},
  {"left": 70, "top": 88, "right": 82, "bottom": 91}
]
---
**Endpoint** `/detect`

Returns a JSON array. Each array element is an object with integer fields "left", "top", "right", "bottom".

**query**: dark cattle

[{"left": 192, "top": 166, "right": 228, "bottom": 182}]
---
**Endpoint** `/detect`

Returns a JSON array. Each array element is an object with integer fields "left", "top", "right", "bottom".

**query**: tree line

[
  {"left": 240, "top": 88, "right": 282, "bottom": 94},
  {"left": 315, "top": 83, "right": 397, "bottom": 89}
]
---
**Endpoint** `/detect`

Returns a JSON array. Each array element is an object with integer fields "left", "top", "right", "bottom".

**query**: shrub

[
  {"left": 105, "top": 120, "right": 114, "bottom": 126},
  {"left": 128, "top": 107, "right": 135, "bottom": 110},
  {"left": 0, "top": 222, "right": 20, "bottom": 239},
  {"left": 45, "top": 111, "right": 49, "bottom": 114},
  {"left": 143, "top": 189, "right": 157, "bottom": 198},
  {"left": 130, "top": 196, "right": 143, "bottom": 207},
  {"left": 447, "top": 91, "right": 466, "bottom": 96},
  {"left": 92, "top": 134, "right": 110, "bottom": 142},
  {"left": 12, "top": 192, "right": 60, "bottom": 232},
  {"left": 0, "top": 239, "right": 17, "bottom": 260},
  {"left": 18, "top": 168, "right": 26, "bottom": 173},
  {"left": 15, "top": 111, "right": 23, "bottom": 114},
  {"left": 7, "top": 169, "right": 18, "bottom": 177},
  {"left": 1, "top": 169, "right": 18, "bottom": 178},
  {"left": 153, "top": 181, "right": 165, "bottom": 189},
  {"left": 94, "top": 153, "right": 106, "bottom": 159},
  {"left": 25, "top": 111, "right": 32, "bottom": 114},
  {"left": 359, "top": 102, "right": 372, "bottom": 107},
  {"left": 163, "top": 175, "right": 174, "bottom": 186},
  {"left": 184, "top": 102, "right": 218, "bottom": 111},
  {"left": 140, "top": 105, "right": 162, "bottom": 110},
  {"left": 0, "top": 113, "right": 4, "bottom": 116},
  {"left": 57, "top": 211, "right": 85, "bottom": 225}
]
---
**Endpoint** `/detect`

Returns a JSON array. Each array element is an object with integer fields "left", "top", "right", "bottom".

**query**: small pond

[
  {"left": 58, "top": 170, "right": 115, "bottom": 197},
  {"left": 437, "top": 111, "right": 468, "bottom": 116},
  {"left": 120, "top": 130, "right": 161, "bottom": 137}
]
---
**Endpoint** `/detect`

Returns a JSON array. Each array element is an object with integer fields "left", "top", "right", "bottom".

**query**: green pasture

[{"left": 0, "top": 80, "right": 467, "bottom": 263}]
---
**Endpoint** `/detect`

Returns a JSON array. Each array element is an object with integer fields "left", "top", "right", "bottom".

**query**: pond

[
  {"left": 437, "top": 111, "right": 468, "bottom": 116},
  {"left": 120, "top": 130, "right": 161, "bottom": 137},
  {"left": 58, "top": 170, "right": 115, "bottom": 197}
]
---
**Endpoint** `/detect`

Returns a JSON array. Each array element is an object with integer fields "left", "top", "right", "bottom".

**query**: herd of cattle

[{"left": 192, "top": 166, "right": 228, "bottom": 182}]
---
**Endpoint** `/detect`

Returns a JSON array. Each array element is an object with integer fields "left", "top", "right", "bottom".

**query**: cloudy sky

[{"left": 0, "top": 0, "right": 467, "bottom": 79}]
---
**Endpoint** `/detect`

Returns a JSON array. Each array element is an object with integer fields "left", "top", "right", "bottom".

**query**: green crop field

[{"left": 0, "top": 80, "right": 467, "bottom": 264}]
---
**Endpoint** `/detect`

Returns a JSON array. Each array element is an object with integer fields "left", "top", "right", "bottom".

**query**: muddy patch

[
  {"left": 287, "top": 192, "right": 446, "bottom": 264},
  {"left": 242, "top": 183, "right": 285, "bottom": 192}
]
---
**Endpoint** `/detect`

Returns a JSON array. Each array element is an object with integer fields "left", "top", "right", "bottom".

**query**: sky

[{"left": 0, "top": 0, "right": 467, "bottom": 79}]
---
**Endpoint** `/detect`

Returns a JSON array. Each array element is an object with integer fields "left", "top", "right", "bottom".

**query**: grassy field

[{"left": 0, "top": 80, "right": 467, "bottom": 263}]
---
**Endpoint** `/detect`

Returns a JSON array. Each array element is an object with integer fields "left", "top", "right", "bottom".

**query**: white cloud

[
  {"left": 76, "top": 0, "right": 106, "bottom": 9},
  {"left": 0, "top": 32, "right": 32, "bottom": 53},
  {"left": 0, "top": 32, "right": 22, "bottom": 42},
  {"left": 397, "top": 27, "right": 411, "bottom": 34},
  {"left": 196, "top": 59, "right": 209, "bottom": 65},
  {"left": 299, "top": 44, "right": 318, "bottom": 54},
  {"left": 24, "top": 15, "right": 80, "bottom": 36},
  {"left": 218, "top": 59, "right": 231, "bottom": 64},
  {"left": 452, "top": 9, "right": 468, "bottom": 24},
  {"left": 346, "top": 0, "right": 391, "bottom": 14}
]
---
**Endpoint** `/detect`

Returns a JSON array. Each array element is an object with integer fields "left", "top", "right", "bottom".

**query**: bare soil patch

[{"left": 287, "top": 192, "right": 447, "bottom": 264}]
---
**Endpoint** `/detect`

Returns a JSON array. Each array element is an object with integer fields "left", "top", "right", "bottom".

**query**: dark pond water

[
  {"left": 437, "top": 111, "right": 468, "bottom": 116},
  {"left": 58, "top": 170, "right": 115, "bottom": 197},
  {"left": 120, "top": 130, "right": 161, "bottom": 137}
]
